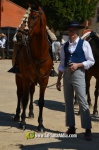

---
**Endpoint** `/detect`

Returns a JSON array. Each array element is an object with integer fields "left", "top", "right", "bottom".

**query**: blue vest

[{"left": 64, "top": 39, "right": 86, "bottom": 67}]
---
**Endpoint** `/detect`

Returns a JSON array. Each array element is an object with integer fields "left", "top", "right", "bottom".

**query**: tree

[{"left": 11, "top": 0, "right": 98, "bottom": 30}]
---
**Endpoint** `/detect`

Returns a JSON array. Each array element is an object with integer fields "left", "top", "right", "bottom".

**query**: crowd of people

[{"left": 0, "top": 33, "right": 7, "bottom": 59}]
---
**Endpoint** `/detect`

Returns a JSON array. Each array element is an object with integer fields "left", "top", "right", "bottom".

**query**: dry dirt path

[{"left": 0, "top": 59, "right": 99, "bottom": 150}]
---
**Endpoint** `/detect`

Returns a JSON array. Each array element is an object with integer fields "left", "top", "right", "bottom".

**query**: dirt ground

[{"left": 0, "top": 59, "right": 99, "bottom": 150}]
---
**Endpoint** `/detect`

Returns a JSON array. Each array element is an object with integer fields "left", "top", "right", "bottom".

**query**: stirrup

[
  {"left": 50, "top": 68, "right": 58, "bottom": 77},
  {"left": 8, "top": 65, "right": 20, "bottom": 73}
]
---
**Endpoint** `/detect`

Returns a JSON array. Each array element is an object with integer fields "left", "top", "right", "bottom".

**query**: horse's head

[
  {"left": 28, "top": 3, "right": 46, "bottom": 37},
  {"left": 81, "top": 31, "right": 99, "bottom": 66},
  {"left": 13, "top": 1, "right": 47, "bottom": 46}
]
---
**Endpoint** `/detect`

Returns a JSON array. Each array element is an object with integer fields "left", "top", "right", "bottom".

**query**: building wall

[
  {"left": 1, "top": 0, "right": 26, "bottom": 28},
  {"left": 91, "top": 2, "right": 99, "bottom": 32}
]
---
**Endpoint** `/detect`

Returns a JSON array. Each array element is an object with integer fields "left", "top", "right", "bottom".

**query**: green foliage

[{"left": 11, "top": 0, "right": 99, "bottom": 30}]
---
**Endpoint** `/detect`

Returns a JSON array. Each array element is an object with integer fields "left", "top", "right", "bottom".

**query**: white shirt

[
  {"left": 0, "top": 40, "right": 2, "bottom": 47},
  {"left": 2, "top": 38, "right": 6, "bottom": 48},
  {"left": 58, "top": 37, "right": 95, "bottom": 72},
  {"left": 0, "top": 38, "right": 6, "bottom": 48}
]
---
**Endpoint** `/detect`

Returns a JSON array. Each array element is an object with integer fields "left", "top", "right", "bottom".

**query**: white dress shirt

[
  {"left": 1, "top": 38, "right": 6, "bottom": 48},
  {"left": 0, "top": 40, "right": 2, "bottom": 47},
  {"left": 58, "top": 37, "right": 95, "bottom": 72}
]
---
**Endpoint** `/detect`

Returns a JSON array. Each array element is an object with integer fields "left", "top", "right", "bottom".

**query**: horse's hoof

[
  {"left": 19, "top": 122, "right": 26, "bottom": 130},
  {"left": 37, "top": 125, "right": 45, "bottom": 132},
  {"left": 23, "top": 125, "right": 26, "bottom": 130},
  {"left": 93, "top": 111, "right": 98, "bottom": 117},
  {"left": 28, "top": 112, "right": 34, "bottom": 118},
  {"left": 13, "top": 115, "right": 20, "bottom": 122}
]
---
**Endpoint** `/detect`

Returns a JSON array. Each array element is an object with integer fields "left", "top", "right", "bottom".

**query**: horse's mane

[
  {"left": 81, "top": 30, "right": 99, "bottom": 44},
  {"left": 81, "top": 31, "right": 91, "bottom": 40},
  {"left": 13, "top": 4, "right": 44, "bottom": 42}
]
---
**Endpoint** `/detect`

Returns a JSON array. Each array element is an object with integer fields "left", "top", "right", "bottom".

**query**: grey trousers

[{"left": 63, "top": 68, "right": 92, "bottom": 129}]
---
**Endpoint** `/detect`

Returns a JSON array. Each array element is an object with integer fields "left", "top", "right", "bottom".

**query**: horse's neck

[{"left": 30, "top": 28, "right": 49, "bottom": 58}]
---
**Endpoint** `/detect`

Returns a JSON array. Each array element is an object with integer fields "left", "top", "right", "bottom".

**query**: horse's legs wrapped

[
  {"left": 28, "top": 83, "right": 35, "bottom": 118},
  {"left": 37, "top": 85, "right": 46, "bottom": 132},
  {"left": 20, "top": 81, "right": 30, "bottom": 130},
  {"left": 93, "top": 79, "right": 99, "bottom": 116},
  {"left": 14, "top": 75, "right": 22, "bottom": 121}
]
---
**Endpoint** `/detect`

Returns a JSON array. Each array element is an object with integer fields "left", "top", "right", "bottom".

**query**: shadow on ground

[
  {"left": 34, "top": 99, "right": 65, "bottom": 112},
  {"left": 0, "top": 111, "right": 61, "bottom": 133}
]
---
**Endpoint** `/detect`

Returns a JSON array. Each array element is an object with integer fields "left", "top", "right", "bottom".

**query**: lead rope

[{"left": 36, "top": 75, "right": 64, "bottom": 89}]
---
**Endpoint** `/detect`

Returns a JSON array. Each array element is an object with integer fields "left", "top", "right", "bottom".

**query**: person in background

[
  {"left": 52, "top": 40, "right": 61, "bottom": 62},
  {"left": 0, "top": 34, "right": 2, "bottom": 59},
  {"left": 56, "top": 21, "right": 95, "bottom": 141},
  {"left": 61, "top": 38, "right": 65, "bottom": 45},
  {"left": 0, "top": 33, "right": 6, "bottom": 59}
]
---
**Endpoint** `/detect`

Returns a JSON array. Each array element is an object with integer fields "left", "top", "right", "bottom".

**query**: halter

[
  {"left": 28, "top": 9, "right": 43, "bottom": 36},
  {"left": 28, "top": 10, "right": 51, "bottom": 78}
]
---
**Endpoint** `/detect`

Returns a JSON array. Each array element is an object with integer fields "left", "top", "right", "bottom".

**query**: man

[
  {"left": 56, "top": 21, "right": 95, "bottom": 141},
  {"left": 0, "top": 33, "right": 6, "bottom": 59}
]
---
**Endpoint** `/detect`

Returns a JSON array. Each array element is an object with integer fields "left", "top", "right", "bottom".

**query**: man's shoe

[
  {"left": 84, "top": 129, "right": 92, "bottom": 141},
  {"left": 64, "top": 127, "right": 76, "bottom": 135}
]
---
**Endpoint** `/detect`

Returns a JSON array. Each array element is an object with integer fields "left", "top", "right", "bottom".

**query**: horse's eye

[{"left": 31, "top": 16, "right": 36, "bottom": 20}]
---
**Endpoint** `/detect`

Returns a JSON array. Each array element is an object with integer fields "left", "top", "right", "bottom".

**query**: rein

[
  {"left": 36, "top": 75, "right": 64, "bottom": 89},
  {"left": 32, "top": 55, "right": 51, "bottom": 65},
  {"left": 26, "top": 42, "right": 52, "bottom": 79},
  {"left": 15, "top": 6, "right": 58, "bottom": 88},
  {"left": 16, "top": 27, "right": 52, "bottom": 79}
]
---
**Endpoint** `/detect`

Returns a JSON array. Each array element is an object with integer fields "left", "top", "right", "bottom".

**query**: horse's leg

[
  {"left": 28, "top": 83, "right": 35, "bottom": 118},
  {"left": 74, "top": 93, "right": 79, "bottom": 105},
  {"left": 93, "top": 79, "right": 99, "bottom": 116},
  {"left": 37, "top": 85, "right": 46, "bottom": 132},
  {"left": 20, "top": 81, "right": 30, "bottom": 130},
  {"left": 14, "top": 75, "right": 22, "bottom": 121},
  {"left": 86, "top": 74, "right": 92, "bottom": 107}
]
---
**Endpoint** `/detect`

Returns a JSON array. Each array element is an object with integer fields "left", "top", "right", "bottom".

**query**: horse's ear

[
  {"left": 27, "top": 1, "right": 39, "bottom": 9},
  {"left": 27, "top": 3, "right": 31, "bottom": 8}
]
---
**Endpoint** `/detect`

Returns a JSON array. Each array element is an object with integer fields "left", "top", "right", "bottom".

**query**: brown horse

[
  {"left": 74, "top": 31, "right": 99, "bottom": 116},
  {"left": 9, "top": 2, "right": 53, "bottom": 131},
  {"left": 83, "top": 31, "right": 99, "bottom": 116}
]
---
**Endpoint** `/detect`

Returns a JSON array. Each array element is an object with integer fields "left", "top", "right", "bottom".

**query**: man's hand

[
  {"left": 56, "top": 80, "right": 61, "bottom": 91},
  {"left": 69, "top": 63, "right": 78, "bottom": 72},
  {"left": 69, "top": 63, "right": 83, "bottom": 72}
]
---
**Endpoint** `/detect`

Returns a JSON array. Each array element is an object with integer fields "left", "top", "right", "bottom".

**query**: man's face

[{"left": 68, "top": 27, "right": 79, "bottom": 38}]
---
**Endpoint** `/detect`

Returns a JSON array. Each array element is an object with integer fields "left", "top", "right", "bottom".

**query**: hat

[{"left": 66, "top": 21, "right": 85, "bottom": 30}]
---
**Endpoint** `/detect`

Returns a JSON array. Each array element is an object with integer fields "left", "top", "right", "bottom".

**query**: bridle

[
  {"left": 28, "top": 9, "right": 43, "bottom": 35},
  {"left": 16, "top": 7, "right": 51, "bottom": 80},
  {"left": 16, "top": 8, "right": 43, "bottom": 45}
]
